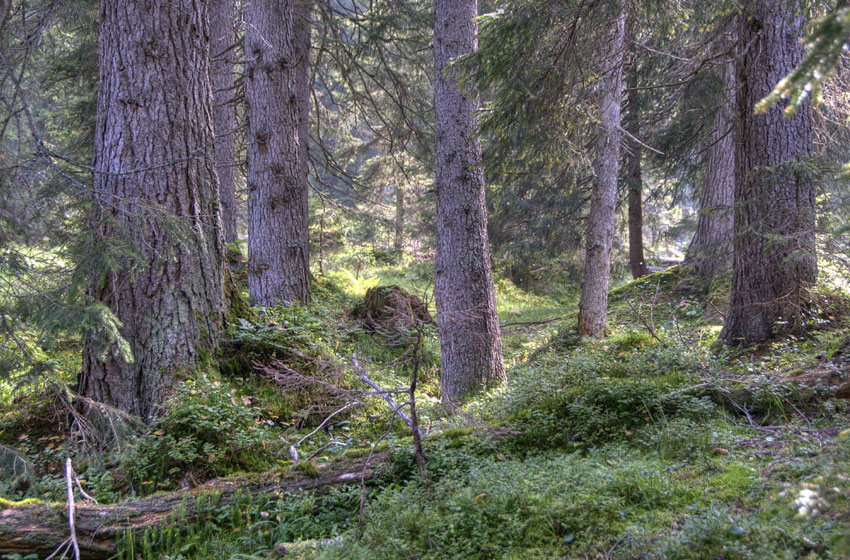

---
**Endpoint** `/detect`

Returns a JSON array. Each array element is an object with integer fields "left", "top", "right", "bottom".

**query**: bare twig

[
  {"left": 408, "top": 325, "right": 430, "bottom": 494},
  {"left": 706, "top": 299, "right": 726, "bottom": 320},
  {"left": 626, "top": 299, "right": 664, "bottom": 343},
  {"left": 354, "top": 354, "right": 422, "bottom": 437},
  {"left": 290, "top": 401, "right": 363, "bottom": 463},
  {"left": 64, "top": 458, "right": 80, "bottom": 560},
  {"left": 74, "top": 475, "right": 98, "bottom": 504},
  {"left": 500, "top": 316, "right": 564, "bottom": 328}
]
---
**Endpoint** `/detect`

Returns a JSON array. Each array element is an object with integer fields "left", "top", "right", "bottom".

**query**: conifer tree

[
  {"left": 721, "top": 0, "right": 816, "bottom": 344},
  {"left": 578, "top": 3, "right": 627, "bottom": 338},
  {"left": 434, "top": 0, "right": 505, "bottom": 403},
  {"left": 245, "top": 0, "right": 312, "bottom": 306},
  {"left": 81, "top": 0, "right": 226, "bottom": 419}
]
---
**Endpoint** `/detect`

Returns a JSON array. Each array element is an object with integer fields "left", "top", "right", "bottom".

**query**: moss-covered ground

[{"left": 1, "top": 253, "right": 848, "bottom": 559}]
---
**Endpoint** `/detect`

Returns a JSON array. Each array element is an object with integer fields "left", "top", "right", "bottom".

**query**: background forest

[{"left": 1, "top": 0, "right": 850, "bottom": 558}]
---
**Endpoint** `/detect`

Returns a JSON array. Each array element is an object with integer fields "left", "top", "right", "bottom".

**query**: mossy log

[
  {"left": 709, "top": 368, "right": 850, "bottom": 415},
  {"left": 0, "top": 454, "right": 386, "bottom": 559}
]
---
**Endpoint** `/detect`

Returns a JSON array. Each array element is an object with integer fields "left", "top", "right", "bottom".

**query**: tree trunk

[
  {"left": 80, "top": 0, "right": 226, "bottom": 420},
  {"left": 394, "top": 184, "right": 405, "bottom": 255},
  {"left": 210, "top": 0, "right": 238, "bottom": 244},
  {"left": 245, "top": 0, "right": 311, "bottom": 306},
  {"left": 0, "top": 455, "right": 386, "bottom": 559},
  {"left": 684, "top": 25, "right": 736, "bottom": 287},
  {"left": 721, "top": 0, "right": 816, "bottom": 345},
  {"left": 624, "top": 56, "right": 647, "bottom": 280},
  {"left": 434, "top": 0, "right": 505, "bottom": 404},
  {"left": 578, "top": 6, "right": 626, "bottom": 338}
]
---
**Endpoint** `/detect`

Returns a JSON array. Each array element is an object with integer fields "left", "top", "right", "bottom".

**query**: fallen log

[{"left": 0, "top": 453, "right": 387, "bottom": 559}]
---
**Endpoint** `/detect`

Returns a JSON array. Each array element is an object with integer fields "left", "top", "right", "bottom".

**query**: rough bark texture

[
  {"left": 721, "top": 1, "right": 816, "bottom": 345},
  {"left": 0, "top": 455, "right": 386, "bottom": 559},
  {"left": 684, "top": 26, "right": 736, "bottom": 286},
  {"left": 578, "top": 7, "right": 626, "bottom": 338},
  {"left": 434, "top": 0, "right": 505, "bottom": 404},
  {"left": 245, "top": 0, "right": 311, "bottom": 306},
  {"left": 80, "top": 0, "right": 226, "bottom": 420},
  {"left": 624, "top": 59, "right": 647, "bottom": 280},
  {"left": 210, "top": 0, "right": 237, "bottom": 243}
]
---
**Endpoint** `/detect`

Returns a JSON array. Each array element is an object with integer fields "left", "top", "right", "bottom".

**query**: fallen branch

[
  {"left": 500, "top": 316, "right": 564, "bottom": 328},
  {"left": 353, "top": 354, "right": 422, "bottom": 438},
  {"left": 0, "top": 454, "right": 387, "bottom": 559},
  {"left": 65, "top": 458, "right": 80, "bottom": 560},
  {"left": 627, "top": 299, "right": 664, "bottom": 343}
]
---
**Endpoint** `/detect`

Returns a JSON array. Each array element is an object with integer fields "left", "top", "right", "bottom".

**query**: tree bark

[
  {"left": 0, "top": 455, "right": 386, "bottom": 559},
  {"left": 434, "top": 0, "right": 505, "bottom": 404},
  {"left": 80, "top": 0, "right": 226, "bottom": 420},
  {"left": 578, "top": 6, "right": 626, "bottom": 338},
  {"left": 210, "top": 0, "right": 238, "bottom": 243},
  {"left": 684, "top": 25, "right": 736, "bottom": 287},
  {"left": 721, "top": 0, "right": 816, "bottom": 345},
  {"left": 624, "top": 56, "right": 647, "bottom": 280},
  {"left": 245, "top": 0, "right": 311, "bottom": 306}
]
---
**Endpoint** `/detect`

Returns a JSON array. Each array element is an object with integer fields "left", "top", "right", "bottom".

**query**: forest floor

[{"left": 1, "top": 249, "right": 849, "bottom": 559}]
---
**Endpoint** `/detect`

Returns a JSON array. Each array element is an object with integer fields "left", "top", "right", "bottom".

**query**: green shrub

[
  {"left": 498, "top": 342, "right": 718, "bottom": 452},
  {"left": 123, "top": 376, "right": 275, "bottom": 491},
  {"left": 319, "top": 451, "right": 689, "bottom": 560},
  {"left": 623, "top": 503, "right": 831, "bottom": 559}
]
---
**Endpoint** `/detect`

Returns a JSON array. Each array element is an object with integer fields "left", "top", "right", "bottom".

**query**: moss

[
  {"left": 342, "top": 441, "right": 388, "bottom": 459},
  {"left": 703, "top": 463, "right": 762, "bottom": 504},
  {"left": 293, "top": 460, "right": 321, "bottom": 477},
  {"left": 426, "top": 427, "right": 475, "bottom": 440},
  {"left": 0, "top": 496, "right": 42, "bottom": 507},
  {"left": 224, "top": 268, "right": 252, "bottom": 322}
]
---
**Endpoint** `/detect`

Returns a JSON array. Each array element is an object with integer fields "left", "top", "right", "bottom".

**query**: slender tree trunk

[
  {"left": 245, "top": 0, "right": 311, "bottom": 306},
  {"left": 80, "top": 0, "right": 226, "bottom": 420},
  {"left": 721, "top": 0, "right": 816, "bottom": 345},
  {"left": 684, "top": 26, "right": 736, "bottom": 286},
  {"left": 210, "top": 0, "right": 237, "bottom": 243},
  {"left": 624, "top": 57, "right": 647, "bottom": 280},
  {"left": 394, "top": 184, "right": 405, "bottom": 254},
  {"left": 434, "top": 0, "right": 505, "bottom": 404},
  {"left": 578, "top": 6, "right": 626, "bottom": 337}
]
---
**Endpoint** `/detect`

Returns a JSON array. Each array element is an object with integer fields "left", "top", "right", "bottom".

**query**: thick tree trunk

[
  {"left": 0, "top": 455, "right": 386, "bottom": 559},
  {"left": 624, "top": 59, "right": 647, "bottom": 280},
  {"left": 684, "top": 27, "right": 736, "bottom": 286},
  {"left": 434, "top": 0, "right": 505, "bottom": 404},
  {"left": 394, "top": 184, "right": 405, "bottom": 254},
  {"left": 721, "top": 1, "right": 816, "bottom": 345},
  {"left": 80, "top": 0, "right": 226, "bottom": 420},
  {"left": 245, "top": 0, "right": 311, "bottom": 306},
  {"left": 210, "top": 0, "right": 237, "bottom": 243},
  {"left": 578, "top": 7, "right": 626, "bottom": 337}
]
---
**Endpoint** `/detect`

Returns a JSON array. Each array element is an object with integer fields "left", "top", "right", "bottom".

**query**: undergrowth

[{"left": 1, "top": 252, "right": 849, "bottom": 559}]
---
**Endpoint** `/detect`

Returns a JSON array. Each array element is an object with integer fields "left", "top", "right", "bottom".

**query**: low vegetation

[{"left": 1, "top": 250, "right": 848, "bottom": 559}]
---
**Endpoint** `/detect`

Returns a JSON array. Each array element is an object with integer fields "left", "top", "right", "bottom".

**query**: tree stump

[{"left": 352, "top": 286, "right": 434, "bottom": 334}]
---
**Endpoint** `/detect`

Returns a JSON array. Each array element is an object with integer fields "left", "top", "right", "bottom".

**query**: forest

[{"left": 1, "top": 0, "right": 850, "bottom": 558}]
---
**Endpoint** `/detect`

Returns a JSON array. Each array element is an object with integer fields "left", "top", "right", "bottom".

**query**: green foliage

[
  {"left": 757, "top": 5, "right": 850, "bottom": 118},
  {"left": 116, "top": 487, "right": 360, "bottom": 560},
  {"left": 498, "top": 337, "right": 717, "bottom": 452},
  {"left": 318, "top": 450, "right": 708, "bottom": 560},
  {"left": 123, "top": 376, "right": 276, "bottom": 491}
]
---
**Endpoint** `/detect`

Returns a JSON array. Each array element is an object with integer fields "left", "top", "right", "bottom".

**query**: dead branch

[
  {"left": 500, "top": 316, "right": 564, "bottom": 328},
  {"left": 352, "top": 354, "right": 422, "bottom": 437}
]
